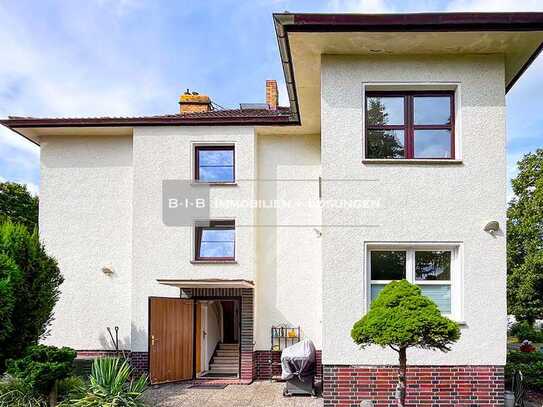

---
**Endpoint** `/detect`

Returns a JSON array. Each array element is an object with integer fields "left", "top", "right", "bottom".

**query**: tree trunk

[
  {"left": 48, "top": 380, "right": 58, "bottom": 407},
  {"left": 396, "top": 347, "right": 407, "bottom": 407}
]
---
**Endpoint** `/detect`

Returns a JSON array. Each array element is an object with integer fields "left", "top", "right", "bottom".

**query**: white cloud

[
  {"left": 447, "top": 0, "right": 543, "bottom": 11},
  {"left": 0, "top": 2, "right": 173, "bottom": 121},
  {"left": 326, "top": 0, "right": 446, "bottom": 13},
  {"left": 327, "top": 0, "right": 543, "bottom": 14},
  {"left": 24, "top": 181, "right": 39, "bottom": 196},
  {"left": 0, "top": 1, "right": 179, "bottom": 191},
  {"left": 327, "top": 0, "right": 394, "bottom": 13},
  {"left": 0, "top": 175, "right": 39, "bottom": 196}
]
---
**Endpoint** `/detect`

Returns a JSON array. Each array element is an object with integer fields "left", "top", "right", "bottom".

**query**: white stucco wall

[
  {"left": 255, "top": 134, "right": 322, "bottom": 350},
  {"left": 321, "top": 54, "right": 507, "bottom": 365},
  {"left": 206, "top": 301, "right": 222, "bottom": 367},
  {"left": 40, "top": 135, "right": 133, "bottom": 350},
  {"left": 131, "top": 126, "right": 256, "bottom": 351}
]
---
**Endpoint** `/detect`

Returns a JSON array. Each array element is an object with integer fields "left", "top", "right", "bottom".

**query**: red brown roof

[{"left": 0, "top": 107, "right": 294, "bottom": 128}]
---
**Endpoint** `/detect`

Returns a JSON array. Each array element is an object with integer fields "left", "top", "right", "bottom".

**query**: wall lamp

[{"left": 483, "top": 221, "right": 500, "bottom": 236}]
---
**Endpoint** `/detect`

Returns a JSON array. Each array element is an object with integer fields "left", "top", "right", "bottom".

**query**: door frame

[
  {"left": 192, "top": 296, "right": 242, "bottom": 379},
  {"left": 148, "top": 296, "right": 194, "bottom": 384}
]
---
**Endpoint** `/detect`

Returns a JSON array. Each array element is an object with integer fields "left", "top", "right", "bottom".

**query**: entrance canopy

[{"left": 157, "top": 278, "right": 255, "bottom": 289}]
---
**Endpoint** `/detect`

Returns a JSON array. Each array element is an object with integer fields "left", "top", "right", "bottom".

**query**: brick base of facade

[
  {"left": 254, "top": 350, "right": 322, "bottom": 381},
  {"left": 130, "top": 351, "right": 149, "bottom": 375},
  {"left": 323, "top": 365, "right": 504, "bottom": 406},
  {"left": 76, "top": 350, "right": 149, "bottom": 376},
  {"left": 78, "top": 349, "right": 323, "bottom": 383}
]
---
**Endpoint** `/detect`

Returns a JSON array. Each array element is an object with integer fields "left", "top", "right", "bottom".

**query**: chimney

[
  {"left": 179, "top": 89, "right": 212, "bottom": 114},
  {"left": 266, "top": 80, "right": 278, "bottom": 110}
]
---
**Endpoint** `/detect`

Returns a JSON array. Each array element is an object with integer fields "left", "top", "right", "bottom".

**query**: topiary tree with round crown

[{"left": 351, "top": 280, "right": 460, "bottom": 407}]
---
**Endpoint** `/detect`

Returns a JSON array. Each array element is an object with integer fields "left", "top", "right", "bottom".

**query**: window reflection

[
  {"left": 414, "top": 96, "right": 451, "bottom": 125},
  {"left": 367, "top": 97, "right": 404, "bottom": 126}
]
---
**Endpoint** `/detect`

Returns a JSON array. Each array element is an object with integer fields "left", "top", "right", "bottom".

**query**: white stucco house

[{"left": 3, "top": 11, "right": 543, "bottom": 405}]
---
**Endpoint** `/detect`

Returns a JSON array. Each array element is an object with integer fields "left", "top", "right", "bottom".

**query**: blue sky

[{"left": 1, "top": 0, "right": 542, "bottom": 199}]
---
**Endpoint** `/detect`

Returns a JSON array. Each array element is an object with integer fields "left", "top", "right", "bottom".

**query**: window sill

[
  {"left": 362, "top": 159, "right": 463, "bottom": 165},
  {"left": 191, "top": 181, "right": 238, "bottom": 186},
  {"left": 190, "top": 260, "right": 238, "bottom": 265}
]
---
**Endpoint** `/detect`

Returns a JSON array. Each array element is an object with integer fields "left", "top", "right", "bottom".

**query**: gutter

[
  {"left": 273, "top": 14, "right": 301, "bottom": 125},
  {"left": 0, "top": 114, "right": 293, "bottom": 129}
]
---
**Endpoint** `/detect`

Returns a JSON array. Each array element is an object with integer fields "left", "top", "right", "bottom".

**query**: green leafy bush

[
  {"left": 57, "top": 376, "right": 86, "bottom": 401},
  {"left": 510, "top": 321, "right": 543, "bottom": 342},
  {"left": 61, "top": 357, "right": 148, "bottom": 407},
  {"left": 351, "top": 280, "right": 460, "bottom": 406},
  {"left": 6, "top": 345, "right": 76, "bottom": 399},
  {"left": 506, "top": 350, "right": 543, "bottom": 390},
  {"left": 0, "top": 221, "right": 63, "bottom": 372},
  {"left": 0, "top": 375, "right": 47, "bottom": 407},
  {"left": 0, "top": 254, "right": 22, "bottom": 344}
]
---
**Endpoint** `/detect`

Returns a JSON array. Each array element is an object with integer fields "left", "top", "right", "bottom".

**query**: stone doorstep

[{"left": 192, "top": 378, "right": 252, "bottom": 385}]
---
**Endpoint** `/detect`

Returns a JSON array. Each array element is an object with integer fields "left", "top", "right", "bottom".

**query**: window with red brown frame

[
  {"left": 194, "top": 220, "right": 235, "bottom": 261},
  {"left": 365, "top": 91, "right": 455, "bottom": 160}
]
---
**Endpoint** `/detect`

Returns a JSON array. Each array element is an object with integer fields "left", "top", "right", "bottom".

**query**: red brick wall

[
  {"left": 241, "top": 351, "right": 254, "bottom": 381},
  {"left": 323, "top": 365, "right": 504, "bottom": 406},
  {"left": 76, "top": 350, "right": 148, "bottom": 376},
  {"left": 130, "top": 352, "right": 149, "bottom": 375},
  {"left": 254, "top": 350, "right": 322, "bottom": 381},
  {"left": 77, "top": 350, "right": 120, "bottom": 358}
]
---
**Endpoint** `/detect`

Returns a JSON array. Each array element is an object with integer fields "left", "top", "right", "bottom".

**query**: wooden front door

[{"left": 149, "top": 298, "right": 194, "bottom": 384}]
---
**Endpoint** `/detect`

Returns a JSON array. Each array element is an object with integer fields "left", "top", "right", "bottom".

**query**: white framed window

[{"left": 367, "top": 243, "right": 463, "bottom": 320}]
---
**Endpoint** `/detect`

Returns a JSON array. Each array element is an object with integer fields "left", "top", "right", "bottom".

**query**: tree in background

[
  {"left": 0, "top": 221, "right": 63, "bottom": 372},
  {"left": 0, "top": 182, "right": 39, "bottom": 231},
  {"left": 366, "top": 98, "right": 405, "bottom": 159},
  {"left": 507, "top": 149, "right": 543, "bottom": 324},
  {"left": 351, "top": 280, "right": 460, "bottom": 407}
]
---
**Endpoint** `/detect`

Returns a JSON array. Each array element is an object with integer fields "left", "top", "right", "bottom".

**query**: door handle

[{"left": 151, "top": 335, "right": 159, "bottom": 346}]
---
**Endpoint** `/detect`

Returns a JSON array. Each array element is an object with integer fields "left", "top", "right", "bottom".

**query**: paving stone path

[{"left": 144, "top": 380, "right": 323, "bottom": 407}]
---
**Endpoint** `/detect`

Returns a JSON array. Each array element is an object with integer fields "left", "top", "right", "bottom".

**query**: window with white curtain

[{"left": 368, "top": 245, "right": 461, "bottom": 318}]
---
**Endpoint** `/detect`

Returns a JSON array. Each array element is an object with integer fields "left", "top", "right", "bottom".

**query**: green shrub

[
  {"left": 0, "top": 221, "right": 63, "bottom": 372},
  {"left": 57, "top": 376, "right": 86, "bottom": 401},
  {"left": 506, "top": 351, "right": 543, "bottom": 390},
  {"left": 61, "top": 357, "right": 148, "bottom": 407},
  {"left": 508, "top": 349, "right": 543, "bottom": 364},
  {"left": 6, "top": 345, "right": 76, "bottom": 399},
  {"left": 510, "top": 321, "right": 543, "bottom": 342},
  {"left": 0, "top": 375, "right": 47, "bottom": 407},
  {"left": 351, "top": 280, "right": 460, "bottom": 406},
  {"left": 0, "top": 254, "right": 22, "bottom": 344}
]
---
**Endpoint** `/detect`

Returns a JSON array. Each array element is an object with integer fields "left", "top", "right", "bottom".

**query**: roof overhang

[
  {"left": 0, "top": 114, "right": 294, "bottom": 146},
  {"left": 157, "top": 278, "right": 255, "bottom": 289},
  {"left": 274, "top": 12, "right": 543, "bottom": 134}
]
